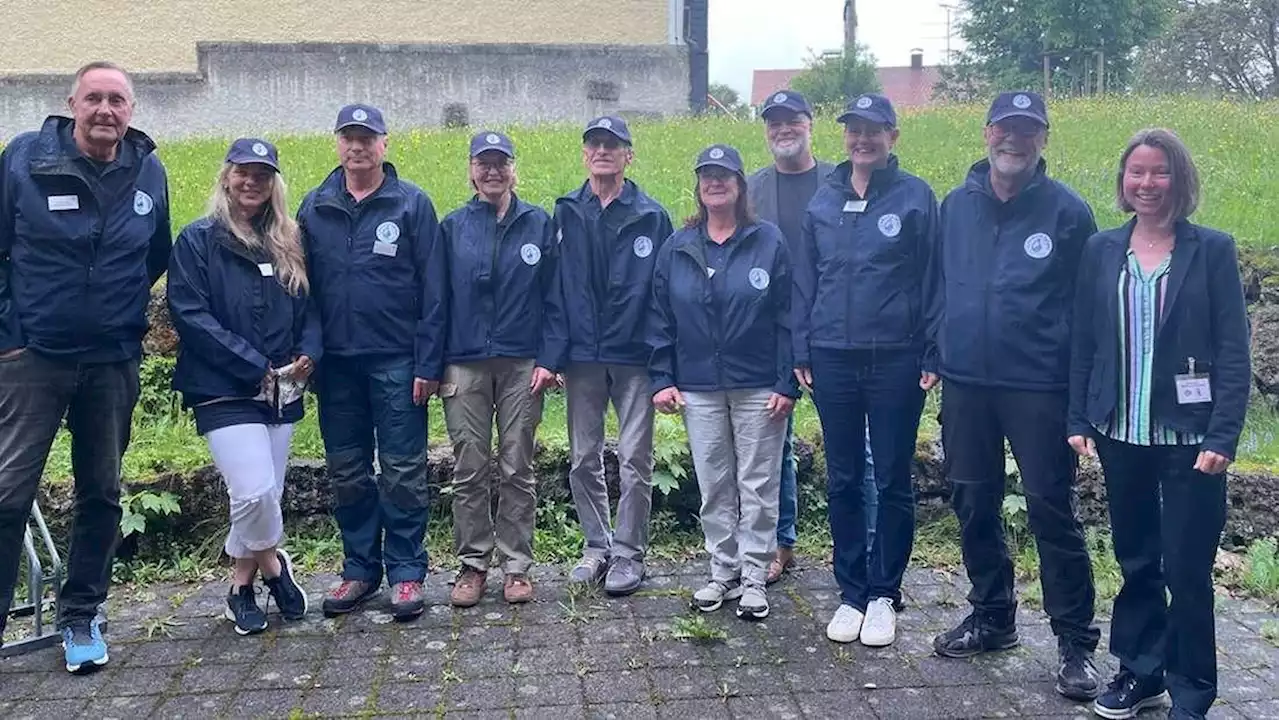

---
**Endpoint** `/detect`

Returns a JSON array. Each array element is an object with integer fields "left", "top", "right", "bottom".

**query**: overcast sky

[{"left": 709, "top": 0, "right": 966, "bottom": 99}]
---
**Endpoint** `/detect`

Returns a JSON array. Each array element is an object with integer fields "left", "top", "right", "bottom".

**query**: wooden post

[
  {"left": 1043, "top": 54, "right": 1052, "bottom": 97},
  {"left": 1097, "top": 50, "right": 1105, "bottom": 95}
]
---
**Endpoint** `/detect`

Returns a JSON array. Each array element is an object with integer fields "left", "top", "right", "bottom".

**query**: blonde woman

[
  {"left": 440, "top": 131, "right": 565, "bottom": 606},
  {"left": 167, "top": 138, "right": 320, "bottom": 634}
]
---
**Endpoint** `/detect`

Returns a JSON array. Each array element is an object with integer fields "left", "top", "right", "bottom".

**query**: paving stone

[
  {"left": 1220, "top": 667, "right": 1276, "bottom": 703},
  {"left": 647, "top": 640, "right": 709, "bottom": 669},
  {"left": 514, "top": 598, "right": 571, "bottom": 625},
  {"left": 794, "top": 690, "right": 880, "bottom": 720},
  {"left": 268, "top": 635, "right": 333, "bottom": 662},
  {"left": 372, "top": 680, "right": 445, "bottom": 713},
  {"left": 514, "top": 622, "right": 577, "bottom": 648},
  {"left": 725, "top": 694, "right": 804, "bottom": 719},
  {"left": 329, "top": 629, "right": 400, "bottom": 657},
  {"left": 577, "top": 618, "right": 639, "bottom": 644},
  {"left": 514, "top": 672, "right": 585, "bottom": 707},
  {"left": 457, "top": 623, "right": 516, "bottom": 651},
  {"left": 150, "top": 692, "right": 232, "bottom": 717},
  {"left": 0, "top": 669, "right": 45, "bottom": 699},
  {"left": 578, "top": 640, "right": 650, "bottom": 672},
  {"left": 655, "top": 698, "right": 733, "bottom": 718},
  {"left": 997, "top": 680, "right": 1081, "bottom": 716},
  {"left": 94, "top": 692, "right": 163, "bottom": 719},
  {"left": 515, "top": 704, "right": 588, "bottom": 720},
  {"left": 195, "top": 635, "right": 266, "bottom": 665},
  {"left": 446, "top": 676, "right": 515, "bottom": 711},
  {"left": 299, "top": 685, "right": 373, "bottom": 715},
  {"left": 453, "top": 648, "right": 514, "bottom": 679},
  {"left": 915, "top": 654, "right": 995, "bottom": 685},
  {"left": 714, "top": 664, "right": 792, "bottom": 696},
  {"left": 6, "top": 698, "right": 90, "bottom": 720},
  {"left": 865, "top": 686, "right": 959, "bottom": 719},
  {"left": 585, "top": 701, "right": 659, "bottom": 719},
  {"left": 932, "top": 683, "right": 1021, "bottom": 717},
  {"left": 651, "top": 667, "right": 723, "bottom": 701},
  {"left": 1236, "top": 698, "right": 1280, "bottom": 720},
  {"left": 233, "top": 688, "right": 305, "bottom": 717},
  {"left": 578, "top": 667, "right": 649, "bottom": 703},
  {"left": 314, "top": 654, "right": 380, "bottom": 687},
  {"left": 246, "top": 661, "right": 319, "bottom": 689},
  {"left": 118, "top": 638, "right": 203, "bottom": 667},
  {"left": 516, "top": 646, "right": 581, "bottom": 675},
  {"left": 174, "top": 662, "right": 254, "bottom": 693},
  {"left": 630, "top": 596, "right": 692, "bottom": 619},
  {"left": 382, "top": 652, "right": 447, "bottom": 683}
]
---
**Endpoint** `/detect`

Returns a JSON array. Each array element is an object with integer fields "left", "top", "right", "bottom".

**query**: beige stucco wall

[{"left": 1, "top": 0, "right": 672, "bottom": 75}]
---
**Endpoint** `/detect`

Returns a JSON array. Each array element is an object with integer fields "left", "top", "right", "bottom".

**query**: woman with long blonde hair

[{"left": 167, "top": 138, "right": 320, "bottom": 635}]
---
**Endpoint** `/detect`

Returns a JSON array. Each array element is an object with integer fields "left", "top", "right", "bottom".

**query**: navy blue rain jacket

[
  {"left": 440, "top": 194, "right": 568, "bottom": 369},
  {"left": 934, "top": 158, "right": 1097, "bottom": 390},
  {"left": 167, "top": 217, "right": 322, "bottom": 407},
  {"left": 793, "top": 156, "right": 940, "bottom": 370},
  {"left": 554, "top": 179, "right": 674, "bottom": 367},
  {"left": 0, "top": 116, "right": 172, "bottom": 359},
  {"left": 648, "top": 221, "right": 799, "bottom": 398},
  {"left": 297, "top": 163, "right": 446, "bottom": 379}
]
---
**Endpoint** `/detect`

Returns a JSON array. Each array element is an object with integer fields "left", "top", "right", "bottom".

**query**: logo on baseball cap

[
  {"left": 987, "top": 91, "right": 1049, "bottom": 127},
  {"left": 583, "top": 115, "right": 632, "bottom": 145},
  {"left": 694, "top": 144, "right": 745, "bottom": 177},
  {"left": 760, "top": 90, "right": 813, "bottom": 120},
  {"left": 469, "top": 130, "right": 515, "bottom": 158},
  {"left": 837, "top": 94, "right": 897, "bottom": 127},
  {"left": 335, "top": 104, "right": 388, "bottom": 134},
  {"left": 224, "top": 137, "right": 280, "bottom": 172}
]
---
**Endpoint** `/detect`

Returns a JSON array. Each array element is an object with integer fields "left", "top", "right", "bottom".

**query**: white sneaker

[
  {"left": 826, "top": 603, "right": 865, "bottom": 643},
  {"left": 860, "top": 597, "right": 897, "bottom": 647},
  {"left": 691, "top": 579, "right": 743, "bottom": 613}
]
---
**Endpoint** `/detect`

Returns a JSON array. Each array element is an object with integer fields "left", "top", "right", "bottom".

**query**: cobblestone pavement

[{"left": 1, "top": 559, "right": 1276, "bottom": 719}]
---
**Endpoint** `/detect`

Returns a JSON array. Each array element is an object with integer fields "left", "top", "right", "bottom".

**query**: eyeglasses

[
  {"left": 585, "top": 136, "right": 624, "bottom": 150},
  {"left": 471, "top": 158, "right": 511, "bottom": 172}
]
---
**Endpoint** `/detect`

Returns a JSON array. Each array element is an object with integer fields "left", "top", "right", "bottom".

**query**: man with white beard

[{"left": 746, "top": 90, "right": 875, "bottom": 585}]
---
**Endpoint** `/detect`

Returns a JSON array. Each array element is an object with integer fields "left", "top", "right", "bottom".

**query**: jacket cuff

[
  {"left": 773, "top": 378, "right": 801, "bottom": 399},
  {"left": 650, "top": 375, "right": 676, "bottom": 398}
]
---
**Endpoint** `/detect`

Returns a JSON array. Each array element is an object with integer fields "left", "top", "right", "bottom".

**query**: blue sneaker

[
  {"left": 61, "top": 619, "right": 109, "bottom": 674},
  {"left": 225, "top": 584, "right": 268, "bottom": 635}
]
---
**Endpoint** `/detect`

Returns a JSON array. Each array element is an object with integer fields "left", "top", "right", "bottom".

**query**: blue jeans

[
  {"left": 316, "top": 354, "right": 430, "bottom": 586},
  {"left": 811, "top": 347, "right": 924, "bottom": 610},
  {"left": 777, "top": 413, "right": 876, "bottom": 551}
]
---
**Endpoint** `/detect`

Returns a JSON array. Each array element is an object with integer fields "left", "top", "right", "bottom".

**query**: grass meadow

[{"left": 40, "top": 96, "right": 1276, "bottom": 483}]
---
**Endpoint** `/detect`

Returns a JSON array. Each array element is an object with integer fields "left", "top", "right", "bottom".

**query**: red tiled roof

[{"left": 750, "top": 65, "right": 941, "bottom": 109}]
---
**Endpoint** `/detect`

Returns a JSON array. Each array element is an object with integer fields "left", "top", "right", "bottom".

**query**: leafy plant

[
  {"left": 669, "top": 613, "right": 728, "bottom": 642},
  {"left": 1242, "top": 537, "right": 1279, "bottom": 604},
  {"left": 652, "top": 413, "right": 691, "bottom": 496},
  {"left": 119, "top": 489, "right": 181, "bottom": 538}
]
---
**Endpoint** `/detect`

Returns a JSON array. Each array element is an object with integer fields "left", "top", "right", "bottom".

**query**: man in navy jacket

[
  {"left": 0, "top": 62, "right": 172, "bottom": 673},
  {"left": 298, "top": 104, "right": 446, "bottom": 621},
  {"left": 930, "top": 91, "right": 1101, "bottom": 701},
  {"left": 555, "top": 116, "right": 674, "bottom": 596}
]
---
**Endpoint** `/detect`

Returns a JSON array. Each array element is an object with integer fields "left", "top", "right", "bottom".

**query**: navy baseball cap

[
  {"left": 335, "top": 103, "right": 387, "bottom": 134},
  {"left": 224, "top": 137, "right": 280, "bottom": 172},
  {"left": 694, "top": 144, "right": 745, "bottom": 177},
  {"left": 987, "top": 91, "right": 1049, "bottom": 127},
  {"left": 760, "top": 90, "right": 813, "bottom": 119},
  {"left": 470, "top": 130, "right": 515, "bottom": 158},
  {"left": 837, "top": 94, "right": 897, "bottom": 127},
  {"left": 583, "top": 115, "right": 632, "bottom": 145}
]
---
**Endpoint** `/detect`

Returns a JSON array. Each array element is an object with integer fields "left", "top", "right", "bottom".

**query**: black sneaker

[
  {"left": 1055, "top": 643, "right": 1101, "bottom": 701},
  {"left": 932, "top": 611, "right": 1018, "bottom": 658},
  {"left": 263, "top": 549, "right": 308, "bottom": 621},
  {"left": 224, "top": 585, "right": 268, "bottom": 635},
  {"left": 1092, "top": 669, "right": 1169, "bottom": 719}
]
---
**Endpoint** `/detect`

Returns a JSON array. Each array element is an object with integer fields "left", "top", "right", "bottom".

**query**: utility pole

[
  {"left": 844, "top": 0, "right": 858, "bottom": 52},
  {"left": 939, "top": 3, "right": 956, "bottom": 64}
]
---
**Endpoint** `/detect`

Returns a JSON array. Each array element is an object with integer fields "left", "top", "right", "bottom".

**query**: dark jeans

[
  {"left": 316, "top": 354, "right": 430, "bottom": 586},
  {"left": 941, "top": 380, "right": 1099, "bottom": 649},
  {"left": 811, "top": 347, "right": 924, "bottom": 609},
  {"left": 1096, "top": 435, "right": 1225, "bottom": 715},
  {"left": 0, "top": 350, "right": 138, "bottom": 634},
  {"left": 778, "top": 413, "right": 877, "bottom": 552}
]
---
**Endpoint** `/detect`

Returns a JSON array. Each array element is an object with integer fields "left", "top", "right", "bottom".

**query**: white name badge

[
  {"left": 258, "top": 263, "right": 274, "bottom": 277},
  {"left": 48, "top": 195, "right": 79, "bottom": 211},
  {"left": 843, "top": 200, "right": 867, "bottom": 213},
  {"left": 1175, "top": 374, "right": 1212, "bottom": 404},
  {"left": 372, "top": 241, "right": 398, "bottom": 257}
]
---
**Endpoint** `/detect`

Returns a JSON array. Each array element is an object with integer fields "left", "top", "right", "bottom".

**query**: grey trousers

[
  {"left": 682, "top": 388, "right": 786, "bottom": 586},
  {"left": 441, "top": 358, "right": 542, "bottom": 575},
  {"left": 564, "top": 362, "right": 654, "bottom": 562}
]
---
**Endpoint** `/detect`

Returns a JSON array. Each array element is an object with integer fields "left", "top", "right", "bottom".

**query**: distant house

[{"left": 750, "top": 51, "right": 941, "bottom": 109}]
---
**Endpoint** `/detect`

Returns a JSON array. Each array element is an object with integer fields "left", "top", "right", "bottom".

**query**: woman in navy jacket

[
  {"left": 439, "top": 131, "right": 566, "bottom": 607},
  {"left": 168, "top": 139, "right": 319, "bottom": 635},
  {"left": 649, "top": 144, "right": 797, "bottom": 621},
  {"left": 1067, "top": 129, "right": 1250, "bottom": 720}
]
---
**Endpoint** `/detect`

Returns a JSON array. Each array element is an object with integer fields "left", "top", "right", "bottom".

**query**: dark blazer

[
  {"left": 1067, "top": 218, "right": 1251, "bottom": 459},
  {"left": 746, "top": 160, "right": 837, "bottom": 227}
]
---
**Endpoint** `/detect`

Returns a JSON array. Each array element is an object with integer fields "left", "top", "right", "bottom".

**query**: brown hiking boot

[
  {"left": 503, "top": 574, "right": 534, "bottom": 604},
  {"left": 450, "top": 568, "right": 486, "bottom": 608},
  {"left": 766, "top": 547, "right": 795, "bottom": 585},
  {"left": 390, "top": 581, "right": 425, "bottom": 620},
  {"left": 321, "top": 579, "right": 378, "bottom": 617}
]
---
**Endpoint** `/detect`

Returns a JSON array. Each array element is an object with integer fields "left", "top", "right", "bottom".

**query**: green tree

[
  {"left": 707, "top": 82, "right": 748, "bottom": 118},
  {"left": 1136, "top": 0, "right": 1278, "bottom": 99},
  {"left": 955, "top": 0, "right": 1171, "bottom": 94},
  {"left": 789, "top": 45, "right": 881, "bottom": 109}
]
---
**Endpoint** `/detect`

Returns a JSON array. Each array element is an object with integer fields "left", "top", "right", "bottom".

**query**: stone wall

[{"left": 0, "top": 41, "right": 691, "bottom": 140}]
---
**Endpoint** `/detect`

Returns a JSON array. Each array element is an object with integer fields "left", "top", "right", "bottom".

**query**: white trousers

[{"left": 205, "top": 423, "right": 294, "bottom": 559}]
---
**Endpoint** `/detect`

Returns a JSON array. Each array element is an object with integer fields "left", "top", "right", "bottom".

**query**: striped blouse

[{"left": 1098, "top": 250, "right": 1205, "bottom": 446}]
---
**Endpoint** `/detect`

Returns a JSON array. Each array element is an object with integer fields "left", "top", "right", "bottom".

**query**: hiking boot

[
  {"left": 604, "top": 557, "right": 645, "bottom": 596},
  {"left": 263, "top": 549, "right": 308, "bottom": 621},
  {"left": 826, "top": 603, "right": 865, "bottom": 643},
  {"left": 569, "top": 555, "right": 608, "bottom": 585},
  {"left": 504, "top": 574, "right": 534, "bottom": 603},
  {"left": 932, "top": 611, "right": 1018, "bottom": 658},
  {"left": 735, "top": 582, "right": 769, "bottom": 621},
  {"left": 322, "top": 579, "right": 379, "bottom": 617},
  {"left": 450, "top": 567, "right": 486, "bottom": 608},
  {"left": 860, "top": 597, "right": 897, "bottom": 647},
  {"left": 224, "top": 584, "right": 268, "bottom": 636},
  {"left": 390, "top": 581, "right": 426, "bottom": 620},
  {"left": 766, "top": 547, "right": 795, "bottom": 585},
  {"left": 61, "top": 618, "right": 109, "bottom": 673},
  {"left": 1092, "top": 669, "right": 1169, "bottom": 719},
  {"left": 1056, "top": 643, "right": 1102, "bottom": 701},
  {"left": 691, "top": 579, "right": 742, "bottom": 613}
]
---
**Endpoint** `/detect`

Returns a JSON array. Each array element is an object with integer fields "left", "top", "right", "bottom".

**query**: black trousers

[
  {"left": 0, "top": 350, "right": 138, "bottom": 635},
  {"left": 941, "top": 380, "right": 1100, "bottom": 649},
  {"left": 1095, "top": 435, "right": 1225, "bottom": 715}
]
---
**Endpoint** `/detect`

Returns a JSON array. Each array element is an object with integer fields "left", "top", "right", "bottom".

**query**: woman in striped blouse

[{"left": 1066, "top": 128, "right": 1251, "bottom": 720}]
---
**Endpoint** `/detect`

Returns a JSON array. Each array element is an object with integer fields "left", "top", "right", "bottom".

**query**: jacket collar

[
  {"left": 828, "top": 154, "right": 901, "bottom": 196},
  {"left": 315, "top": 161, "right": 403, "bottom": 207},
  {"left": 964, "top": 157, "right": 1048, "bottom": 204},
  {"left": 1104, "top": 217, "right": 1202, "bottom": 337},
  {"left": 29, "top": 115, "right": 155, "bottom": 175},
  {"left": 466, "top": 191, "right": 534, "bottom": 224}
]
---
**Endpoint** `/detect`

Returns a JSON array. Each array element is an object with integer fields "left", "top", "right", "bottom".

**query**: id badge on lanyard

[{"left": 1174, "top": 356, "right": 1212, "bottom": 404}]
